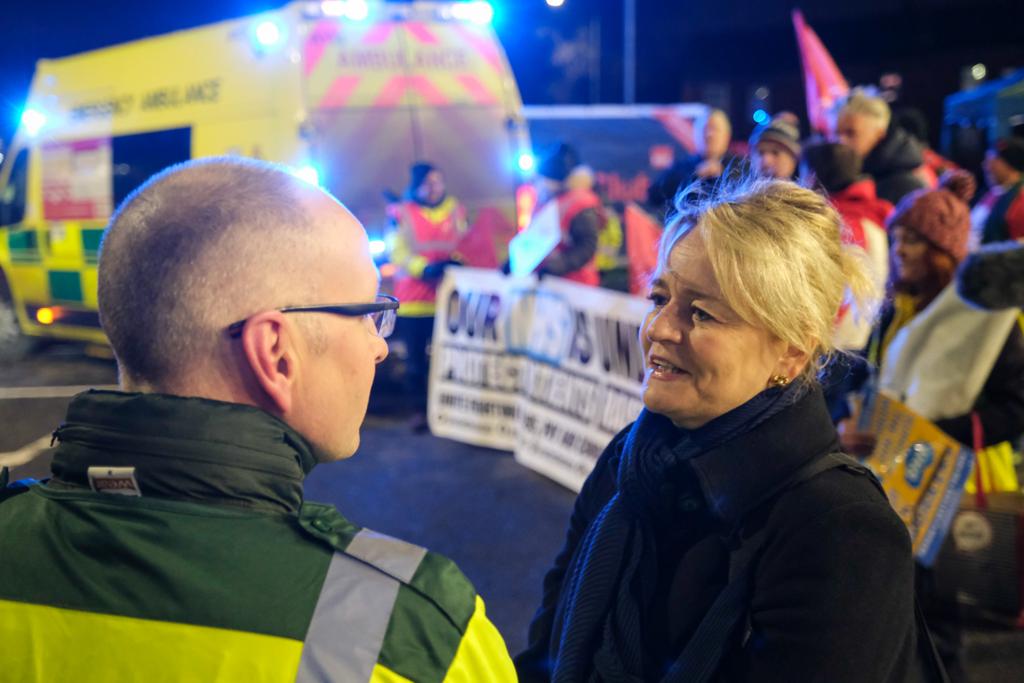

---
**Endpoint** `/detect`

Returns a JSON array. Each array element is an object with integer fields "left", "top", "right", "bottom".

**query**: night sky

[{"left": 3, "top": 0, "right": 1022, "bottom": 148}]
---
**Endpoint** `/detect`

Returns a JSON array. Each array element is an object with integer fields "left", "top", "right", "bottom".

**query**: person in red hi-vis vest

[
  {"left": 532, "top": 143, "right": 604, "bottom": 286},
  {"left": 389, "top": 162, "right": 468, "bottom": 431}
]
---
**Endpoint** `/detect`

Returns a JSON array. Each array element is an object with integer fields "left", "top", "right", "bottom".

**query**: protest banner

[
  {"left": 856, "top": 389, "right": 975, "bottom": 566},
  {"left": 511, "top": 276, "right": 648, "bottom": 491},
  {"left": 427, "top": 268, "right": 648, "bottom": 491},
  {"left": 427, "top": 267, "right": 532, "bottom": 450}
]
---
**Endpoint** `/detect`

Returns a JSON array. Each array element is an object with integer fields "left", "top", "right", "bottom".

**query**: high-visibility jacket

[
  {"left": 390, "top": 196, "right": 468, "bottom": 317},
  {"left": 543, "top": 189, "right": 603, "bottom": 287},
  {"left": 0, "top": 390, "right": 515, "bottom": 682}
]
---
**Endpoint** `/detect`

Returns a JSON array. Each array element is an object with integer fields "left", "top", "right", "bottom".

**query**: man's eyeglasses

[{"left": 227, "top": 294, "right": 399, "bottom": 339}]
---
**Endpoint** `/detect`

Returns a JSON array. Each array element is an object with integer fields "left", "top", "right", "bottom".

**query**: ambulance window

[
  {"left": 0, "top": 149, "right": 28, "bottom": 226},
  {"left": 111, "top": 127, "right": 191, "bottom": 205}
]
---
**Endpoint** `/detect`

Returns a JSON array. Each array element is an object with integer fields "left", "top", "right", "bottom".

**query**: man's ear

[{"left": 240, "top": 312, "right": 299, "bottom": 415}]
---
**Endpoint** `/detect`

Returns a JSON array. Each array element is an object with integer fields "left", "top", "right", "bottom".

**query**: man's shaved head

[{"left": 98, "top": 158, "right": 339, "bottom": 390}]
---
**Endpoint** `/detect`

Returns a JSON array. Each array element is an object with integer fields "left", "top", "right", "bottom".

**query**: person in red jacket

[
  {"left": 801, "top": 141, "right": 893, "bottom": 350},
  {"left": 389, "top": 162, "right": 468, "bottom": 431},
  {"left": 531, "top": 143, "right": 603, "bottom": 286}
]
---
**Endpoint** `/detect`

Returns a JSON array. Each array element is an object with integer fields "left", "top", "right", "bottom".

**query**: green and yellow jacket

[{"left": 0, "top": 390, "right": 516, "bottom": 682}]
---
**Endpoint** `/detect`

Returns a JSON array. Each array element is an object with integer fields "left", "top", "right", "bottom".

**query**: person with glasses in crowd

[{"left": 0, "top": 158, "right": 516, "bottom": 682}]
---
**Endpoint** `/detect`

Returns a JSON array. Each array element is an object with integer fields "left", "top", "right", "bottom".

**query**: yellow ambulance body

[{"left": 0, "top": 0, "right": 527, "bottom": 354}]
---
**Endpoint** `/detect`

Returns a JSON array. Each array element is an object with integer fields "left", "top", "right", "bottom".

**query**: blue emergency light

[
  {"left": 451, "top": 1, "right": 494, "bottom": 25},
  {"left": 255, "top": 20, "right": 283, "bottom": 47},
  {"left": 517, "top": 152, "right": 536, "bottom": 173},
  {"left": 20, "top": 108, "right": 47, "bottom": 137},
  {"left": 292, "top": 165, "right": 321, "bottom": 187}
]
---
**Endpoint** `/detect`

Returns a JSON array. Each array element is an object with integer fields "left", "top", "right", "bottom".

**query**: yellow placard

[{"left": 854, "top": 390, "right": 974, "bottom": 566}]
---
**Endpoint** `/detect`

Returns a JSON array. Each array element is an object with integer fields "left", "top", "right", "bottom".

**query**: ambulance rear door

[{"left": 302, "top": 5, "right": 529, "bottom": 237}]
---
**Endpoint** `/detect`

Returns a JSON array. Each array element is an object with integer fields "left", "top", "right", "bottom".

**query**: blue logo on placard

[{"left": 904, "top": 443, "right": 934, "bottom": 488}]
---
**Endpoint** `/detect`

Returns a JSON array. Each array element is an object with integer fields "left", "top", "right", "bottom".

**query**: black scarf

[{"left": 549, "top": 382, "right": 808, "bottom": 682}]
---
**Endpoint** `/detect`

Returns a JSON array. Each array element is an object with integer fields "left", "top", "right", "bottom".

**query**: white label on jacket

[{"left": 87, "top": 466, "right": 141, "bottom": 496}]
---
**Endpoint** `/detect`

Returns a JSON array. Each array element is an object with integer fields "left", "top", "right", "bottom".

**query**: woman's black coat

[{"left": 515, "top": 385, "right": 921, "bottom": 682}]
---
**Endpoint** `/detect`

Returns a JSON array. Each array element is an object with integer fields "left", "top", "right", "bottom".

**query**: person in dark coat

[
  {"left": 647, "top": 109, "right": 745, "bottom": 219},
  {"left": 835, "top": 88, "right": 928, "bottom": 204},
  {"left": 516, "top": 177, "right": 931, "bottom": 682}
]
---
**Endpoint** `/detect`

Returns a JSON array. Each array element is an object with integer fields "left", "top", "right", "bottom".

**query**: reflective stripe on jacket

[{"left": 0, "top": 390, "right": 515, "bottom": 682}]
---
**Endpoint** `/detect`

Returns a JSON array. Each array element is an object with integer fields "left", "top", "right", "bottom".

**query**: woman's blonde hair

[{"left": 660, "top": 176, "right": 879, "bottom": 376}]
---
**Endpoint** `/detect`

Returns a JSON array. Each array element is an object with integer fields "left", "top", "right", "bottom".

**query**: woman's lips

[{"left": 648, "top": 355, "right": 688, "bottom": 380}]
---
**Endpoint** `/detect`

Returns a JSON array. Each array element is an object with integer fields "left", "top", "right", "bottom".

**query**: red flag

[
  {"left": 454, "top": 207, "right": 517, "bottom": 268},
  {"left": 792, "top": 9, "right": 849, "bottom": 135},
  {"left": 624, "top": 203, "right": 662, "bottom": 295}
]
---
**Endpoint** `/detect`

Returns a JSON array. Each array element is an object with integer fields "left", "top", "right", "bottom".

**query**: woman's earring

[{"left": 768, "top": 374, "right": 790, "bottom": 388}]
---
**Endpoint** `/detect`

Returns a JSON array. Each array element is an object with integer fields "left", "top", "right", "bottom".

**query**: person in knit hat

[
  {"left": 888, "top": 171, "right": 976, "bottom": 297},
  {"left": 972, "top": 137, "right": 1024, "bottom": 246},
  {"left": 750, "top": 115, "right": 801, "bottom": 180},
  {"left": 838, "top": 170, "right": 1024, "bottom": 454}
]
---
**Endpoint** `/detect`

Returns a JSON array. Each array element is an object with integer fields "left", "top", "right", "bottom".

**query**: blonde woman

[{"left": 516, "top": 178, "right": 940, "bottom": 682}]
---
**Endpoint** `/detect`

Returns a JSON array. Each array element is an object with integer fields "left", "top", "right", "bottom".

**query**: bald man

[{"left": 0, "top": 159, "right": 516, "bottom": 682}]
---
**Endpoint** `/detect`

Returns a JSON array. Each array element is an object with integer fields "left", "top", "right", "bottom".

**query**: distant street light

[{"left": 546, "top": 0, "right": 566, "bottom": 7}]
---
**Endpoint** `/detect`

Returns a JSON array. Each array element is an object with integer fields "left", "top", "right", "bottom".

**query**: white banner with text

[{"left": 428, "top": 267, "right": 648, "bottom": 491}]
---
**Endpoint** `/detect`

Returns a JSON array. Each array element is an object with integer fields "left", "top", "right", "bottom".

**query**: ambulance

[{"left": 0, "top": 0, "right": 529, "bottom": 357}]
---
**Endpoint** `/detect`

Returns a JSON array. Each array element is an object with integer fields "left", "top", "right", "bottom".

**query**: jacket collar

[
  {"left": 687, "top": 383, "right": 840, "bottom": 530},
  {"left": 49, "top": 390, "right": 318, "bottom": 514}
]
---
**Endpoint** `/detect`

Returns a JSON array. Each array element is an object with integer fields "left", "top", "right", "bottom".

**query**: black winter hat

[
  {"left": 537, "top": 143, "right": 580, "bottom": 182},
  {"left": 407, "top": 162, "right": 436, "bottom": 195},
  {"left": 994, "top": 137, "right": 1024, "bottom": 173},
  {"left": 801, "top": 142, "right": 863, "bottom": 194},
  {"left": 750, "top": 116, "right": 801, "bottom": 159}
]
